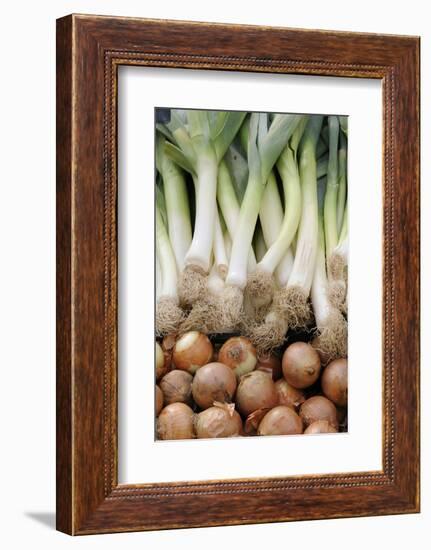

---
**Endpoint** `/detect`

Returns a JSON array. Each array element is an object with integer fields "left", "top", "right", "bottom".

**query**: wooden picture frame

[{"left": 56, "top": 14, "right": 420, "bottom": 535}]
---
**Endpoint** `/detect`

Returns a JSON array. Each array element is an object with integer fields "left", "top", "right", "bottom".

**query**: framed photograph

[{"left": 56, "top": 14, "right": 420, "bottom": 535}]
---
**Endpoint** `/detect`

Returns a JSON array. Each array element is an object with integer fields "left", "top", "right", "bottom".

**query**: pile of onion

[{"left": 155, "top": 331, "right": 348, "bottom": 441}]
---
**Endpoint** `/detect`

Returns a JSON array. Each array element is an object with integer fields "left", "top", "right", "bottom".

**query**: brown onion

[
  {"left": 155, "top": 385, "right": 164, "bottom": 416},
  {"left": 282, "top": 342, "right": 321, "bottom": 389},
  {"left": 321, "top": 358, "right": 348, "bottom": 407},
  {"left": 156, "top": 402, "right": 195, "bottom": 440},
  {"left": 258, "top": 406, "right": 303, "bottom": 436},
  {"left": 235, "top": 371, "right": 278, "bottom": 417},
  {"left": 275, "top": 379, "right": 306, "bottom": 410},
  {"left": 299, "top": 396, "right": 338, "bottom": 429},
  {"left": 218, "top": 337, "right": 257, "bottom": 378},
  {"left": 160, "top": 370, "right": 193, "bottom": 405},
  {"left": 192, "top": 362, "right": 237, "bottom": 410},
  {"left": 156, "top": 341, "right": 169, "bottom": 381},
  {"left": 173, "top": 331, "right": 213, "bottom": 374},
  {"left": 256, "top": 353, "right": 282, "bottom": 381},
  {"left": 304, "top": 420, "right": 338, "bottom": 434},
  {"left": 195, "top": 403, "right": 243, "bottom": 438}
]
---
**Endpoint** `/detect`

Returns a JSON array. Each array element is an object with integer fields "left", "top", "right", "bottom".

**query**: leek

[
  {"left": 156, "top": 134, "right": 192, "bottom": 272},
  {"left": 310, "top": 197, "right": 347, "bottom": 362},
  {"left": 336, "top": 129, "right": 347, "bottom": 234},
  {"left": 226, "top": 113, "right": 303, "bottom": 290},
  {"left": 250, "top": 116, "right": 323, "bottom": 350},
  {"left": 328, "top": 202, "right": 348, "bottom": 314},
  {"left": 251, "top": 118, "right": 308, "bottom": 294},
  {"left": 155, "top": 204, "right": 184, "bottom": 335},
  {"left": 164, "top": 109, "right": 246, "bottom": 307},
  {"left": 323, "top": 115, "right": 340, "bottom": 257}
]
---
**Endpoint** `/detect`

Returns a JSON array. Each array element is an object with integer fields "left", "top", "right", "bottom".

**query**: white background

[
  {"left": 118, "top": 68, "right": 382, "bottom": 483},
  {"left": 0, "top": 1, "right": 428, "bottom": 549}
]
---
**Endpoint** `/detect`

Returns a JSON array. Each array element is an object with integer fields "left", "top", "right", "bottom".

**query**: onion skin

[
  {"left": 156, "top": 341, "right": 170, "bottom": 381},
  {"left": 235, "top": 371, "right": 278, "bottom": 417},
  {"left": 156, "top": 403, "right": 195, "bottom": 440},
  {"left": 244, "top": 408, "right": 271, "bottom": 435},
  {"left": 162, "top": 334, "right": 176, "bottom": 353},
  {"left": 257, "top": 406, "right": 303, "bottom": 436},
  {"left": 321, "top": 358, "right": 348, "bottom": 407},
  {"left": 256, "top": 353, "right": 282, "bottom": 381},
  {"left": 195, "top": 405, "right": 243, "bottom": 438},
  {"left": 275, "top": 379, "right": 306, "bottom": 410},
  {"left": 218, "top": 337, "right": 257, "bottom": 378},
  {"left": 160, "top": 370, "right": 193, "bottom": 406},
  {"left": 155, "top": 385, "right": 164, "bottom": 416},
  {"left": 299, "top": 396, "right": 338, "bottom": 429},
  {"left": 192, "top": 362, "right": 237, "bottom": 410},
  {"left": 304, "top": 420, "right": 338, "bottom": 434},
  {"left": 282, "top": 342, "right": 321, "bottom": 389},
  {"left": 173, "top": 331, "right": 213, "bottom": 374}
]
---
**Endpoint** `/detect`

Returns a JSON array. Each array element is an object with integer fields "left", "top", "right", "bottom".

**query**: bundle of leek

[{"left": 155, "top": 109, "right": 348, "bottom": 363}]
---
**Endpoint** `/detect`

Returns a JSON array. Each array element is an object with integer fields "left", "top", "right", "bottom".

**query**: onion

[
  {"left": 172, "top": 331, "right": 213, "bottom": 374},
  {"left": 192, "top": 362, "right": 237, "bottom": 410},
  {"left": 275, "top": 379, "right": 305, "bottom": 410},
  {"left": 235, "top": 371, "right": 278, "bottom": 417},
  {"left": 156, "top": 341, "right": 169, "bottom": 381},
  {"left": 256, "top": 353, "right": 282, "bottom": 381},
  {"left": 299, "top": 396, "right": 338, "bottom": 429},
  {"left": 321, "top": 358, "right": 348, "bottom": 407},
  {"left": 258, "top": 406, "right": 303, "bottom": 436},
  {"left": 160, "top": 370, "right": 193, "bottom": 405},
  {"left": 218, "top": 337, "right": 257, "bottom": 378},
  {"left": 282, "top": 342, "right": 321, "bottom": 389},
  {"left": 195, "top": 403, "right": 243, "bottom": 438},
  {"left": 156, "top": 402, "right": 195, "bottom": 440},
  {"left": 304, "top": 420, "right": 338, "bottom": 434},
  {"left": 155, "top": 385, "right": 164, "bottom": 416}
]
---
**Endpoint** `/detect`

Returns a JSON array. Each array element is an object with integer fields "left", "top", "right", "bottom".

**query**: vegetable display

[{"left": 155, "top": 109, "right": 348, "bottom": 440}]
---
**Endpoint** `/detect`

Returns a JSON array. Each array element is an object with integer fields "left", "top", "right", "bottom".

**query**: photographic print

[
  {"left": 56, "top": 15, "right": 419, "bottom": 534},
  {"left": 155, "top": 109, "right": 348, "bottom": 440}
]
